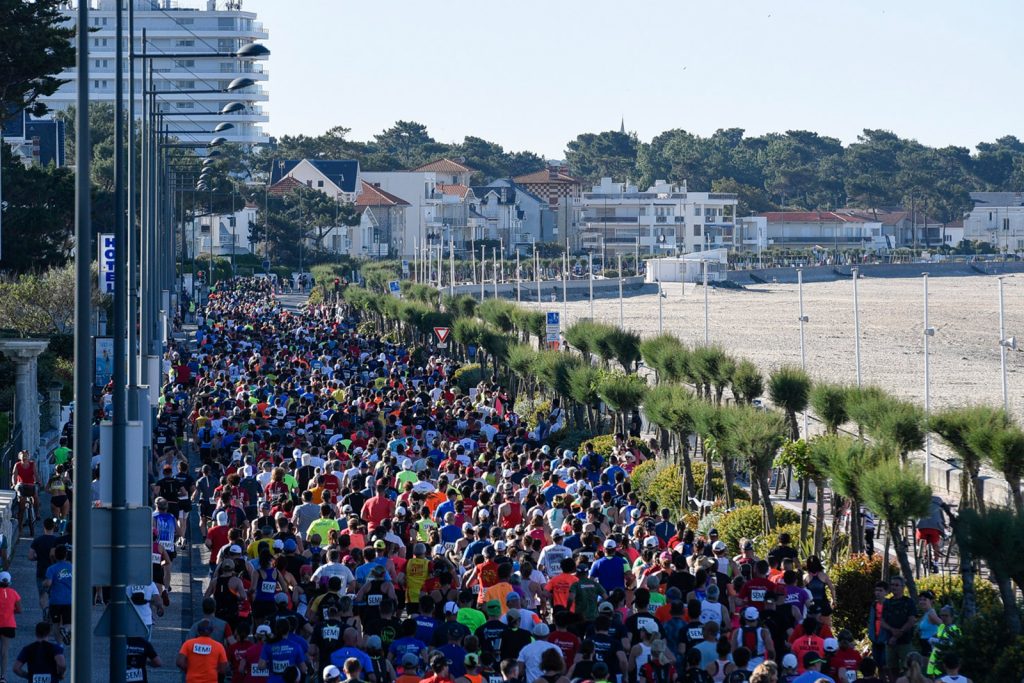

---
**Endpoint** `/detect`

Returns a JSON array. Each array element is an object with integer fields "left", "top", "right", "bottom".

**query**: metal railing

[{"left": 0, "top": 426, "right": 23, "bottom": 489}]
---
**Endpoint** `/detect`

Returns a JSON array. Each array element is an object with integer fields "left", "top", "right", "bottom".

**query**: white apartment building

[
  {"left": 963, "top": 192, "right": 1024, "bottom": 254},
  {"left": 575, "top": 178, "right": 738, "bottom": 258},
  {"left": 189, "top": 204, "right": 256, "bottom": 258},
  {"left": 45, "top": 0, "right": 269, "bottom": 146}
]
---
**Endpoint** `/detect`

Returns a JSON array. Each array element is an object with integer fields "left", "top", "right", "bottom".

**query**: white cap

[
  {"left": 824, "top": 637, "right": 839, "bottom": 652},
  {"left": 782, "top": 653, "right": 798, "bottom": 669},
  {"left": 743, "top": 606, "right": 759, "bottom": 621},
  {"left": 215, "top": 511, "right": 228, "bottom": 525},
  {"left": 712, "top": 540, "right": 727, "bottom": 552},
  {"left": 462, "top": 522, "right": 474, "bottom": 532},
  {"left": 641, "top": 620, "right": 660, "bottom": 634},
  {"left": 444, "top": 601, "right": 460, "bottom": 615},
  {"left": 643, "top": 536, "right": 658, "bottom": 548},
  {"left": 323, "top": 664, "right": 343, "bottom": 680},
  {"left": 0, "top": 572, "right": 11, "bottom": 585},
  {"left": 540, "top": 445, "right": 551, "bottom": 455},
  {"left": 494, "top": 540, "right": 507, "bottom": 552},
  {"left": 255, "top": 624, "right": 272, "bottom": 636},
  {"left": 533, "top": 622, "right": 550, "bottom": 637},
  {"left": 272, "top": 539, "right": 284, "bottom": 550},
  {"left": 603, "top": 539, "right": 617, "bottom": 550},
  {"left": 478, "top": 509, "right": 490, "bottom": 519}
]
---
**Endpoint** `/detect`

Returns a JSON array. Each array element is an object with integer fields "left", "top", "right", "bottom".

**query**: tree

[
  {"left": 639, "top": 334, "right": 690, "bottom": 384},
  {"left": 984, "top": 426, "right": 1024, "bottom": 513},
  {"left": 931, "top": 405, "right": 1011, "bottom": 512},
  {"left": 0, "top": 142, "right": 75, "bottom": 273},
  {"left": 565, "top": 130, "right": 639, "bottom": 183},
  {"left": 860, "top": 459, "right": 932, "bottom": 599},
  {"left": 567, "top": 364, "right": 603, "bottom": 430},
  {"left": 0, "top": 0, "right": 76, "bottom": 123},
  {"left": 727, "top": 406, "right": 788, "bottom": 528},
  {"left": 597, "top": 371, "right": 647, "bottom": 434},
  {"left": 866, "top": 398, "right": 925, "bottom": 465},
  {"left": 808, "top": 383, "right": 849, "bottom": 435},
  {"left": 768, "top": 366, "right": 811, "bottom": 441},
  {"left": 373, "top": 121, "right": 442, "bottom": 168},
  {"left": 958, "top": 508, "right": 1024, "bottom": 635},
  {"left": 824, "top": 437, "right": 874, "bottom": 555},
  {"left": 643, "top": 384, "right": 699, "bottom": 501},
  {"left": 0, "top": 263, "right": 78, "bottom": 335},
  {"left": 730, "top": 360, "right": 763, "bottom": 405}
]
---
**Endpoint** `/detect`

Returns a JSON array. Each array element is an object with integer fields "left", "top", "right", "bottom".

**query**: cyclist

[
  {"left": 915, "top": 496, "right": 946, "bottom": 573},
  {"left": 11, "top": 450, "right": 40, "bottom": 523}
]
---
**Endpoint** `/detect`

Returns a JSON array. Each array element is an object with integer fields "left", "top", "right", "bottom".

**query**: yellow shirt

[
  {"left": 405, "top": 557, "right": 430, "bottom": 603},
  {"left": 306, "top": 518, "right": 341, "bottom": 543}
]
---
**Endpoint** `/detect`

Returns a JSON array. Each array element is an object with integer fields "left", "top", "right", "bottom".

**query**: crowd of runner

[{"left": 4, "top": 276, "right": 975, "bottom": 683}]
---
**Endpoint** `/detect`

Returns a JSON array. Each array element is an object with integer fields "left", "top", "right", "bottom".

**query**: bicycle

[{"left": 15, "top": 487, "right": 36, "bottom": 538}]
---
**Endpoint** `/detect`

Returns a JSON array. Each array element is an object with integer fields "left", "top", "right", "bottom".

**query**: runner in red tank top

[{"left": 11, "top": 451, "right": 39, "bottom": 515}]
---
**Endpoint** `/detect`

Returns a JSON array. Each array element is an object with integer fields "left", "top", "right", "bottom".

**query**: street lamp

[
  {"left": 221, "top": 101, "right": 247, "bottom": 115},
  {"left": 213, "top": 122, "right": 235, "bottom": 133}
]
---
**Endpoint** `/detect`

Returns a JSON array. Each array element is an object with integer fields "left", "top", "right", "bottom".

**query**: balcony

[{"left": 580, "top": 216, "right": 639, "bottom": 224}]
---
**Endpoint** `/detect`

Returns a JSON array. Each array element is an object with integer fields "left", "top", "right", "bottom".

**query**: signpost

[
  {"left": 388, "top": 280, "right": 402, "bottom": 298},
  {"left": 402, "top": 259, "right": 410, "bottom": 278},
  {"left": 433, "top": 326, "right": 450, "bottom": 348},
  {"left": 546, "top": 311, "right": 560, "bottom": 350},
  {"left": 99, "top": 233, "right": 115, "bottom": 294}
]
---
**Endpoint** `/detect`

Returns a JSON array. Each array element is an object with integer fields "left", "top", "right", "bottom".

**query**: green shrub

[
  {"left": 586, "top": 434, "right": 653, "bottom": 460},
  {"left": 915, "top": 574, "right": 1001, "bottom": 616},
  {"left": 630, "top": 459, "right": 751, "bottom": 519},
  {"left": 715, "top": 504, "right": 799, "bottom": 554},
  {"left": 751, "top": 521, "right": 847, "bottom": 567},
  {"left": 690, "top": 461, "right": 751, "bottom": 504},
  {"left": 452, "top": 364, "right": 485, "bottom": 393},
  {"left": 550, "top": 428, "right": 591, "bottom": 453},
  {"left": 830, "top": 554, "right": 898, "bottom": 639},
  {"left": 950, "top": 607, "right": 1024, "bottom": 683},
  {"left": 630, "top": 460, "right": 659, "bottom": 503}
]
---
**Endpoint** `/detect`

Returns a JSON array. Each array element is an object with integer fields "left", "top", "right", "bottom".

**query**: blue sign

[
  {"left": 388, "top": 280, "right": 402, "bottom": 297},
  {"left": 467, "top": 344, "right": 477, "bottom": 358},
  {"left": 262, "top": 259, "right": 271, "bottom": 272},
  {"left": 547, "top": 312, "right": 560, "bottom": 325}
]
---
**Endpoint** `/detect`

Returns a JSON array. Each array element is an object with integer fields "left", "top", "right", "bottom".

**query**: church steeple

[{"left": 619, "top": 117, "right": 625, "bottom": 134}]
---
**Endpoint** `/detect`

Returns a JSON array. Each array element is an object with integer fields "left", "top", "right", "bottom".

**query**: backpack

[
  {"left": 726, "top": 670, "right": 751, "bottom": 683},
  {"left": 681, "top": 669, "right": 714, "bottom": 683}
]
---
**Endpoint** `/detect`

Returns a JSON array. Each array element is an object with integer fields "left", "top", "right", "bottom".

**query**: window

[
  {"left": 176, "top": 40, "right": 195, "bottom": 47},
  {"left": 218, "top": 39, "right": 236, "bottom": 53},
  {"left": 639, "top": 207, "right": 647, "bottom": 216},
  {"left": 95, "top": 59, "right": 109, "bottom": 68},
  {"left": 1004, "top": 218, "right": 1011, "bottom": 231},
  {"left": 317, "top": 180, "right": 324, "bottom": 188},
  {"left": 228, "top": 216, "right": 236, "bottom": 227},
  {"left": 176, "top": 80, "right": 195, "bottom": 89},
  {"left": 306, "top": 180, "right": 312, "bottom": 187},
  {"left": 176, "top": 17, "right": 194, "bottom": 25},
  {"left": 92, "top": 80, "right": 109, "bottom": 89},
  {"left": 694, "top": 205, "right": 701, "bottom": 216},
  {"left": 175, "top": 102, "right": 194, "bottom": 109},
  {"left": 218, "top": 17, "right": 236, "bottom": 30},
  {"left": 94, "top": 38, "right": 108, "bottom": 47},
  {"left": 1018, "top": 239, "right": 1024, "bottom": 250},
  {"left": 219, "top": 62, "right": 235, "bottom": 73},
  {"left": 174, "top": 60, "right": 195, "bottom": 68},
  {"left": 693, "top": 225, "right": 702, "bottom": 237}
]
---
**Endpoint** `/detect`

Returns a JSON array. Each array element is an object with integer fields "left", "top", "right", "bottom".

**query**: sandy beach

[{"left": 524, "top": 274, "right": 1024, "bottom": 417}]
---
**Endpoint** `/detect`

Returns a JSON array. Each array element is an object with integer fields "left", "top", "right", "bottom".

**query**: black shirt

[
  {"left": 498, "top": 627, "right": 532, "bottom": 662},
  {"left": 313, "top": 618, "right": 344, "bottom": 667},
  {"left": 30, "top": 534, "right": 57, "bottom": 579},
  {"left": 16, "top": 640, "right": 63, "bottom": 678},
  {"left": 475, "top": 620, "right": 508, "bottom": 654},
  {"left": 590, "top": 631, "right": 623, "bottom": 675},
  {"left": 126, "top": 636, "right": 158, "bottom": 683}
]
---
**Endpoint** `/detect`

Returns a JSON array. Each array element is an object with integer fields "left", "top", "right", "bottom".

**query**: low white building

[
  {"left": 645, "top": 249, "right": 729, "bottom": 283},
  {"left": 575, "top": 178, "right": 738, "bottom": 259},
  {"left": 360, "top": 171, "right": 444, "bottom": 258},
  {"left": 189, "top": 205, "right": 257, "bottom": 258},
  {"left": 752, "top": 211, "right": 887, "bottom": 252},
  {"left": 963, "top": 192, "right": 1024, "bottom": 253}
]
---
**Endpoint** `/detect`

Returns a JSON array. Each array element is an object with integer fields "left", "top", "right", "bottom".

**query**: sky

[{"left": 235, "top": 0, "right": 1021, "bottom": 159}]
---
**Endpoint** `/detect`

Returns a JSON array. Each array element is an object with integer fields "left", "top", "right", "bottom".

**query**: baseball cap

[
  {"left": 742, "top": 540, "right": 754, "bottom": 550},
  {"left": 659, "top": 551, "right": 672, "bottom": 562},
  {"left": 401, "top": 653, "right": 419, "bottom": 669},
  {"left": 484, "top": 600, "right": 502, "bottom": 617},
  {"left": 323, "top": 664, "right": 343, "bottom": 681},
  {"left": 643, "top": 536, "right": 658, "bottom": 548},
  {"left": 712, "top": 540, "right": 727, "bottom": 552},
  {"left": 228, "top": 544, "right": 243, "bottom": 554},
  {"left": 373, "top": 539, "right": 387, "bottom": 550},
  {"left": 603, "top": 539, "right": 617, "bottom": 550},
  {"left": 444, "top": 601, "right": 460, "bottom": 615},
  {"left": 283, "top": 539, "right": 297, "bottom": 552},
  {"left": 708, "top": 528, "right": 719, "bottom": 536},
  {"left": 272, "top": 539, "right": 284, "bottom": 550},
  {"left": 823, "top": 637, "right": 839, "bottom": 652},
  {"left": 803, "top": 652, "right": 825, "bottom": 667},
  {"left": 598, "top": 601, "right": 615, "bottom": 614},
  {"left": 533, "top": 622, "right": 550, "bottom": 637},
  {"left": 274, "top": 592, "right": 289, "bottom": 604},
  {"left": 494, "top": 540, "right": 507, "bottom": 552},
  {"left": 781, "top": 653, "right": 798, "bottom": 670},
  {"left": 255, "top": 624, "right": 272, "bottom": 636},
  {"left": 552, "top": 529, "right": 564, "bottom": 538},
  {"left": 743, "top": 606, "right": 759, "bottom": 621},
  {"left": 0, "top": 572, "right": 13, "bottom": 585},
  {"left": 366, "top": 635, "right": 382, "bottom": 650}
]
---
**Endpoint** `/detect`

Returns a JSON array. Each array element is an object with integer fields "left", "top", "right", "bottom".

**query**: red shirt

[
  {"left": 739, "top": 577, "right": 776, "bottom": 610},
  {"left": 828, "top": 648, "right": 863, "bottom": 682},
  {"left": 548, "top": 630, "right": 580, "bottom": 665},
  {"left": 361, "top": 495, "right": 395, "bottom": 531},
  {"left": 206, "top": 525, "right": 231, "bottom": 564}
]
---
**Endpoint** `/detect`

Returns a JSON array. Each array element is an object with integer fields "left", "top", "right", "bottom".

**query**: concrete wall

[
  {"left": 726, "top": 260, "right": 1024, "bottom": 285},
  {"left": 450, "top": 276, "right": 650, "bottom": 301}
]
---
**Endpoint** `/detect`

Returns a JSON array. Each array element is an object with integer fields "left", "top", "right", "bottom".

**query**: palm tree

[
  {"left": 565, "top": 319, "right": 602, "bottom": 364},
  {"left": 597, "top": 371, "right": 648, "bottom": 435},
  {"left": 507, "top": 343, "right": 538, "bottom": 402},
  {"left": 931, "top": 405, "right": 1010, "bottom": 512},
  {"left": 844, "top": 385, "right": 889, "bottom": 436},
  {"left": 809, "top": 383, "right": 849, "bottom": 435},
  {"left": 643, "top": 384, "right": 699, "bottom": 501},
  {"left": 726, "top": 406, "right": 788, "bottom": 528},
  {"left": 984, "top": 426, "right": 1024, "bottom": 513},
  {"left": 730, "top": 360, "right": 764, "bottom": 405},
  {"left": 768, "top": 366, "right": 811, "bottom": 441},
  {"left": 605, "top": 328, "right": 641, "bottom": 372},
  {"left": 959, "top": 508, "right": 1024, "bottom": 635},
  {"left": 533, "top": 351, "right": 582, "bottom": 403},
  {"left": 866, "top": 398, "right": 925, "bottom": 466},
  {"left": 640, "top": 334, "right": 688, "bottom": 384},
  {"left": 860, "top": 459, "right": 932, "bottom": 599},
  {"left": 824, "top": 437, "right": 873, "bottom": 555},
  {"left": 689, "top": 346, "right": 727, "bottom": 401},
  {"left": 567, "top": 364, "right": 603, "bottom": 430},
  {"left": 477, "top": 299, "right": 517, "bottom": 334},
  {"left": 691, "top": 402, "right": 735, "bottom": 507},
  {"left": 452, "top": 317, "right": 487, "bottom": 363}
]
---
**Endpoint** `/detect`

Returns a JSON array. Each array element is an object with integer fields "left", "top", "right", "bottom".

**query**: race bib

[
  {"left": 845, "top": 672, "right": 857, "bottom": 683},
  {"left": 152, "top": 553, "right": 162, "bottom": 563},
  {"left": 251, "top": 664, "right": 269, "bottom": 677},
  {"left": 688, "top": 627, "right": 703, "bottom": 640},
  {"left": 260, "top": 581, "right": 277, "bottom": 594},
  {"left": 367, "top": 594, "right": 383, "bottom": 606},
  {"left": 322, "top": 626, "right": 340, "bottom": 640},
  {"left": 160, "top": 540, "right": 174, "bottom": 551},
  {"left": 32, "top": 675, "right": 52, "bottom": 683},
  {"left": 193, "top": 644, "right": 212, "bottom": 655},
  {"left": 751, "top": 589, "right": 766, "bottom": 603},
  {"left": 125, "top": 668, "right": 143, "bottom": 682},
  {"left": 273, "top": 659, "right": 288, "bottom": 673}
]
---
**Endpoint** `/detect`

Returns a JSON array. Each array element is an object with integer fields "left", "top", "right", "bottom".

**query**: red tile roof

[
  {"left": 514, "top": 168, "right": 581, "bottom": 185},
  {"left": 356, "top": 180, "right": 409, "bottom": 207},
  {"left": 413, "top": 158, "right": 474, "bottom": 174},
  {"left": 267, "top": 176, "right": 304, "bottom": 196},
  {"left": 760, "top": 211, "right": 868, "bottom": 223},
  {"left": 436, "top": 183, "right": 471, "bottom": 199}
]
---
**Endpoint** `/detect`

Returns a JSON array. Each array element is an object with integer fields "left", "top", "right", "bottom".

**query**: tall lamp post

[
  {"left": 923, "top": 273, "right": 935, "bottom": 482},
  {"left": 998, "top": 276, "right": 1016, "bottom": 412},
  {"left": 797, "top": 269, "right": 809, "bottom": 437}
]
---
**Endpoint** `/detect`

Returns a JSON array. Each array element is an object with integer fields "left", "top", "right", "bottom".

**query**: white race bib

[
  {"left": 151, "top": 553, "right": 162, "bottom": 563},
  {"left": 125, "top": 668, "right": 143, "bottom": 682},
  {"left": 251, "top": 664, "right": 269, "bottom": 677},
  {"left": 367, "top": 594, "right": 382, "bottom": 606},
  {"left": 32, "top": 675, "right": 52, "bottom": 683},
  {"left": 160, "top": 540, "right": 174, "bottom": 551},
  {"left": 322, "top": 626, "right": 340, "bottom": 640},
  {"left": 260, "top": 581, "right": 277, "bottom": 594},
  {"left": 751, "top": 589, "right": 766, "bottom": 603},
  {"left": 192, "top": 644, "right": 212, "bottom": 655},
  {"left": 845, "top": 672, "right": 857, "bottom": 683},
  {"left": 272, "top": 659, "right": 288, "bottom": 673},
  {"left": 688, "top": 627, "right": 703, "bottom": 640}
]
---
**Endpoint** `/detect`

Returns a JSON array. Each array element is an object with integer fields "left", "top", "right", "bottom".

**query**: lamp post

[
  {"left": 798, "top": 269, "right": 809, "bottom": 437},
  {"left": 923, "top": 273, "right": 934, "bottom": 482},
  {"left": 853, "top": 267, "right": 862, "bottom": 386},
  {"left": 618, "top": 253, "right": 624, "bottom": 328},
  {"left": 562, "top": 250, "right": 568, "bottom": 326},
  {"left": 703, "top": 259, "right": 710, "bottom": 345},
  {"left": 998, "top": 276, "right": 1016, "bottom": 412},
  {"left": 588, "top": 251, "right": 594, "bottom": 320},
  {"left": 516, "top": 250, "right": 521, "bottom": 303},
  {"left": 535, "top": 246, "right": 541, "bottom": 307}
]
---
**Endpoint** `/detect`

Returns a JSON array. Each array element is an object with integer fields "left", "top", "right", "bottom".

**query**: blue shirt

[
  {"left": 45, "top": 561, "right": 73, "bottom": 605},
  {"left": 331, "top": 646, "right": 372, "bottom": 675},
  {"left": 354, "top": 558, "right": 392, "bottom": 583},
  {"left": 438, "top": 643, "right": 467, "bottom": 678},
  {"left": 791, "top": 673, "right": 835, "bottom": 683},
  {"left": 590, "top": 555, "right": 627, "bottom": 592},
  {"left": 388, "top": 636, "right": 426, "bottom": 662},
  {"left": 259, "top": 638, "right": 305, "bottom": 683}
]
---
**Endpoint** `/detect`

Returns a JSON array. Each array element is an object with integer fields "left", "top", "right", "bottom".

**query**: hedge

[
  {"left": 585, "top": 434, "right": 653, "bottom": 460},
  {"left": 915, "top": 573, "right": 1000, "bottom": 616},
  {"left": 452, "top": 364, "right": 485, "bottom": 393},
  {"left": 830, "top": 554, "right": 899, "bottom": 639},
  {"left": 715, "top": 504, "right": 799, "bottom": 555}
]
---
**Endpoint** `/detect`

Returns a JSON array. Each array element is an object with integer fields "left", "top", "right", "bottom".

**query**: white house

[
  {"left": 645, "top": 248, "right": 729, "bottom": 283},
  {"left": 752, "top": 211, "right": 887, "bottom": 252},
  {"left": 269, "top": 159, "right": 361, "bottom": 203},
  {"left": 360, "top": 171, "right": 444, "bottom": 258},
  {"left": 963, "top": 192, "right": 1024, "bottom": 253},
  {"left": 190, "top": 204, "right": 257, "bottom": 258}
]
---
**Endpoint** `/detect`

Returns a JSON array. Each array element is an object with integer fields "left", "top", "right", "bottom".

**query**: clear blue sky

[{"left": 241, "top": 0, "right": 1019, "bottom": 159}]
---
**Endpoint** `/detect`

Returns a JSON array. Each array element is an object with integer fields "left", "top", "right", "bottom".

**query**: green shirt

[
  {"left": 53, "top": 447, "right": 71, "bottom": 466},
  {"left": 306, "top": 517, "right": 340, "bottom": 542},
  {"left": 456, "top": 607, "right": 486, "bottom": 634},
  {"left": 569, "top": 577, "right": 606, "bottom": 622}
]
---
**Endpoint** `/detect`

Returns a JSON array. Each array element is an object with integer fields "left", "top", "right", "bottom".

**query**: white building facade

[
  {"left": 574, "top": 178, "right": 738, "bottom": 258},
  {"left": 189, "top": 204, "right": 256, "bottom": 258},
  {"left": 963, "top": 192, "right": 1024, "bottom": 254},
  {"left": 360, "top": 172, "right": 444, "bottom": 258},
  {"left": 45, "top": 0, "right": 269, "bottom": 146}
]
